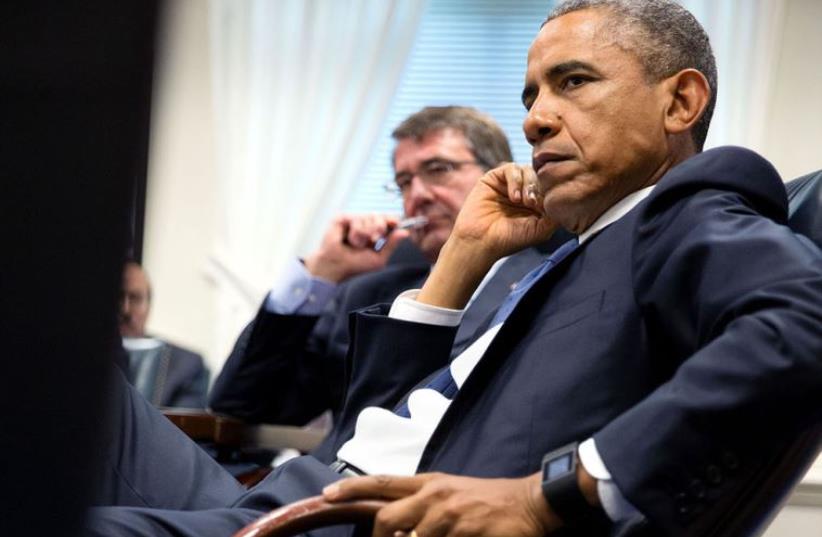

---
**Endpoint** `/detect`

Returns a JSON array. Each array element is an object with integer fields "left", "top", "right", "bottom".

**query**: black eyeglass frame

[{"left": 383, "top": 158, "right": 485, "bottom": 198}]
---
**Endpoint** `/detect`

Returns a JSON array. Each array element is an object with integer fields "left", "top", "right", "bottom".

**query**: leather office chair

[
  {"left": 225, "top": 171, "right": 822, "bottom": 537},
  {"left": 785, "top": 169, "right": 822, "bottom": 246}
]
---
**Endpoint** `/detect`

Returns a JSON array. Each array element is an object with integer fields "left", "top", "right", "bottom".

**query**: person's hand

[
  {"left": 450, "top": 163, "right": 556, "bottom": 260},
  {"left": 323, "top": 471, "right": 562, "bottom": 537},
  {"left": 304, "top": 214, "right": 410, "bottom": 283},
  {"left": 416, "top": 164, "right": 557, "bottom": 309}
]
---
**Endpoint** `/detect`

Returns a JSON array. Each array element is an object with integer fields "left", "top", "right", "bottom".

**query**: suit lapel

[
  {"left": 417, "top": 243, "right": 586, "bottom": 471},
  {"left": 453, "top": 247, "right": 545, "bottom": 354}
]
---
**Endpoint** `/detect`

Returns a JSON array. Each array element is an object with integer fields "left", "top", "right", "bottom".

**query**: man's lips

[{"left": 532, "top": 151, "right": 572, "bottom": 175}]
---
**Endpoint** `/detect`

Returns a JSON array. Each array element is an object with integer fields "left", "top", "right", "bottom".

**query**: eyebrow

[
  {"left": 547, "top": 60, "right": 598, "bottom": 79},
  {"left": 521, "top": 60, "right": 600, "bottom": 107}
]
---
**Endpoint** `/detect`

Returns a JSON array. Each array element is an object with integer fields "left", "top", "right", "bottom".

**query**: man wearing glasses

[{"left": 209, "top": 106, "right": 564, "bottom": 461}]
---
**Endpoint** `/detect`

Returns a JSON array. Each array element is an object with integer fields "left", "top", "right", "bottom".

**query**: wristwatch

[{"left": 541, "top": 442, "right": 611, "bottom": 532}]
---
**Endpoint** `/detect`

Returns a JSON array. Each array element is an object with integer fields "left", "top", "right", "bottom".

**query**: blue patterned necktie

[
  {"left": 395, "top": 238, "right": 580, "bottom": 417},
  {"left": 488, "top": 237, "right": 579, "bottom": 326}
]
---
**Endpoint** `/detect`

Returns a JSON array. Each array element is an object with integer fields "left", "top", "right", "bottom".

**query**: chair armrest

[
  {"left": 161, "top": 408, "right": 328, "bottom": 452},
  {"left": 161, "top": 408, "right": 246, "bottom": 447},
  {"left": 232, "top": 495, "right": 387, "bottom": 537}
]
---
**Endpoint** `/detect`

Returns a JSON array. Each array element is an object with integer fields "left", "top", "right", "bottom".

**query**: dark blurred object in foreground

[{"left": 0, "top": 1, "right": 158, "bottom": 535}]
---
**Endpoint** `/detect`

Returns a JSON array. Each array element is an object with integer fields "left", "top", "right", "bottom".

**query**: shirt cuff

[
  {"left": 578, "top": 437, "right": 644, "bottom": 525},
  {"left": 264, "top": 259, "right": 337, "bottom": 315},
  {"left": 388, "top": 289, "right": 464, "bottom": 327}
]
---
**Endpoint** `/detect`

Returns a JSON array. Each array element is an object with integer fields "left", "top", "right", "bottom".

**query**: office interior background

[{"left": 139, "top": 1, "right": 820, "bottom": 533}]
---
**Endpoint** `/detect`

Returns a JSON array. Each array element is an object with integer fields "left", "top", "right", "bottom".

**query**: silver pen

[{"left": 373, "top": 216, "right": 429, "bottom": 252}]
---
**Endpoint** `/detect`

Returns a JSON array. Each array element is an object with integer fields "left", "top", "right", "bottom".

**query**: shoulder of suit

[
  {"left": 159, "top": 340, "right": 205, "bottom": 365},
  {"left": 648, "top": 146, "right": 787, "bottom": 222}
]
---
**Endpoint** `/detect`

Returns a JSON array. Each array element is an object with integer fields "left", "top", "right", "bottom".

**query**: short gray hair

[
  {"left": 392, "top": 106, "right": 513, "bottom": 170},
  {"left": 546, "top": 0, "right": 717, "bottom": 150}
]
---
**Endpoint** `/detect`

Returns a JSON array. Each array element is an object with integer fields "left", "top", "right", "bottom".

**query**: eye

[
  {"left": 394, "top": 174, "right": 412, "bottom": 191},
  {"left": 562, "top": 75, "right": 589, "bottom": 90},
  {"left": 424, "top": 161, "right": 453, "bottom": 176}
]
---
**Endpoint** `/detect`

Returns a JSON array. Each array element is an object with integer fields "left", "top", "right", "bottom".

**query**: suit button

[
  {"left": 689, "top": 478, "right": 706, "bottom": 499},
  {"left": 722, "top": 451, "right": 740, "bottom": 472},
  {"left": 706, "top": 465, "right": 723, "bottom": 485}
]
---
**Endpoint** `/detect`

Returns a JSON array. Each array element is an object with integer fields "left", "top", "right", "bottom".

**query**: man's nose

[
  {"left": 403, "top": 176, "right": 435, "bottom": 215},
  {"left": 523, "top": 98, "right": 562, "bottom": 146}
]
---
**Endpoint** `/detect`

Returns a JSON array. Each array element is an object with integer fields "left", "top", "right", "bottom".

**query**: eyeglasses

[{"left": 383, "top": 158, "right": 481, "bottom": 198}]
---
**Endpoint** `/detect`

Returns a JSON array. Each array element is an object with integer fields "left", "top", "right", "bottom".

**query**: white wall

[
  {"left": 143, "top": 0, "right": 222, "bottom": 374},
  {"left": 761, "top": 0, "right": 822, "bottom": 182}
]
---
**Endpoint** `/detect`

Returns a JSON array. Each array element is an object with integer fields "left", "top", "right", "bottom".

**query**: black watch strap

[{"left": 541, "top": 442, "right": 611, "bottom": 532}]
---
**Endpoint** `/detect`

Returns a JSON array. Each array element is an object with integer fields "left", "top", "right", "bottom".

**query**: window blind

[{"left": 345, "top": 0, "right": 556, "bottom": 215}]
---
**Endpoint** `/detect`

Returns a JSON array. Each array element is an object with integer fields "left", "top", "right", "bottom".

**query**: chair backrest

[{"left": 786, "top": 169, "right": 822, "bottom": 245}]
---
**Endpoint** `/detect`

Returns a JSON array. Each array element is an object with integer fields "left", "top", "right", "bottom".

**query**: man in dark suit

[
  {"left": 87, "top": 1, "right": 822, "bottom": 535},
  {"left": 120, "top": 261, "right": 209, "bottom": 408},
  {"left": 209, "top": 106, "right": 552, "bottom": 459}
]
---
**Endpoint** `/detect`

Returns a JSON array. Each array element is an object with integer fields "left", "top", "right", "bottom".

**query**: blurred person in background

[{"left": 120, "top": 260, "right": 209, "bottom": 408}]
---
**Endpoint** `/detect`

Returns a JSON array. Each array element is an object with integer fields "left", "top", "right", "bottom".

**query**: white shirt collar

[
  {"left": 578, "top": 185, "right": 656, "bottom": 245},
  {"left": 122, "top": 336, "right": 163, "bottom": 351}
]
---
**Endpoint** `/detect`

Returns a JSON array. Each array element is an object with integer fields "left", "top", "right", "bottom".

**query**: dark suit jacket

[
  {"left": 330, "top": 147, "right": 822, "bottom": 535},
  {"left": 125, "top": 341, "right": 209, "bottom": 408},
  {"left": 208, "top": 246, "right": 553, "bottom": 428}
]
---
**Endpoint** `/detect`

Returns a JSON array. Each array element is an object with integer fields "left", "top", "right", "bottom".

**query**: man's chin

[
  {"left": 415, "top": 231, "right": 449, "bottom": 263},
  {"left": 542, "top": 194, "right": 597, "bottom": 235}
]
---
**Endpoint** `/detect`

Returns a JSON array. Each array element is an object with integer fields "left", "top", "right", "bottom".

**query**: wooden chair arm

[
  {"left": 232, "top": 496, "right": 387, "bottom": 537},
  {"left": 161, "top": 408, "right": 246, "bottom": 447},
  {"left": 161, "top": 408, "right": 328, "bottom": 452}
]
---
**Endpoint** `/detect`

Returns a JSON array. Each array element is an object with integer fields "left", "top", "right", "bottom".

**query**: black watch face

[{"left": 544, "top": 452, "right": 575, "bottom": 480}]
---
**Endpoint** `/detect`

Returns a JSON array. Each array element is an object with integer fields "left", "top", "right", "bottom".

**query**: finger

[
  {"left": 347, "top": 216, "right": 377, "bottom": 248},
  {"left": 330, "top": 215, "right": 352, "bottom": 245},
  {"left": 369, "top": 215, "right": 395, "bottom": 244},
  {"left": 351, "top": 215, "right": 394, "bottom": 247},
  {"left": 371, "top": 495, "right": 429, "bottom": 537},
  {"left": 377, "top": 228, "right": 411, "bottom": 257},
  {"left": 479, "top": 164, "right": 511, "bottom": 198},
  {"left": 522, "top": 166, "right": 542, "bottom": 210},
  {"left": 324, "top": 474, "right": 428, "bottom": 502},
  {"left": 374, "top": 215, "right": 402, "bottom": 245},
  {"left": 384, "top": 215, "right": 402, "bottom": 228},
  {"left": 410, "top": 506, "right": 454, "bottom": 537},
  {"left": 503, "top": 164, "right": 524, "bottom": 204}
]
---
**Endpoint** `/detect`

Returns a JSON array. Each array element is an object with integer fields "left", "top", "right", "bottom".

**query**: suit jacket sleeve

[
  {"left": 325, "top": 303, "right": 460, "bottom": 454},
  {"left": 594, "top": 149, "right": 822, "bottom": 535},
  {"left": 208, "top": 299, "right": 342, "bottom": 425},
  {"left": 209, "top": 265, "right": 430, "bottom": 426}
]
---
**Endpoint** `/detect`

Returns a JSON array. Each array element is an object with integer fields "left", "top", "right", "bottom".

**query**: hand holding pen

[
  {"left": 373, "top": 216, "right": 428, "bottom": 252},
  {"left": 304, "top": 214, "right": 424, "bottom": 283}
]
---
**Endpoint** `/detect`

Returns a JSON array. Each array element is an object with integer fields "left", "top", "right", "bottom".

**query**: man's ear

[{"left": 662, "top": 68, "right": 710, "bottom": 136}]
